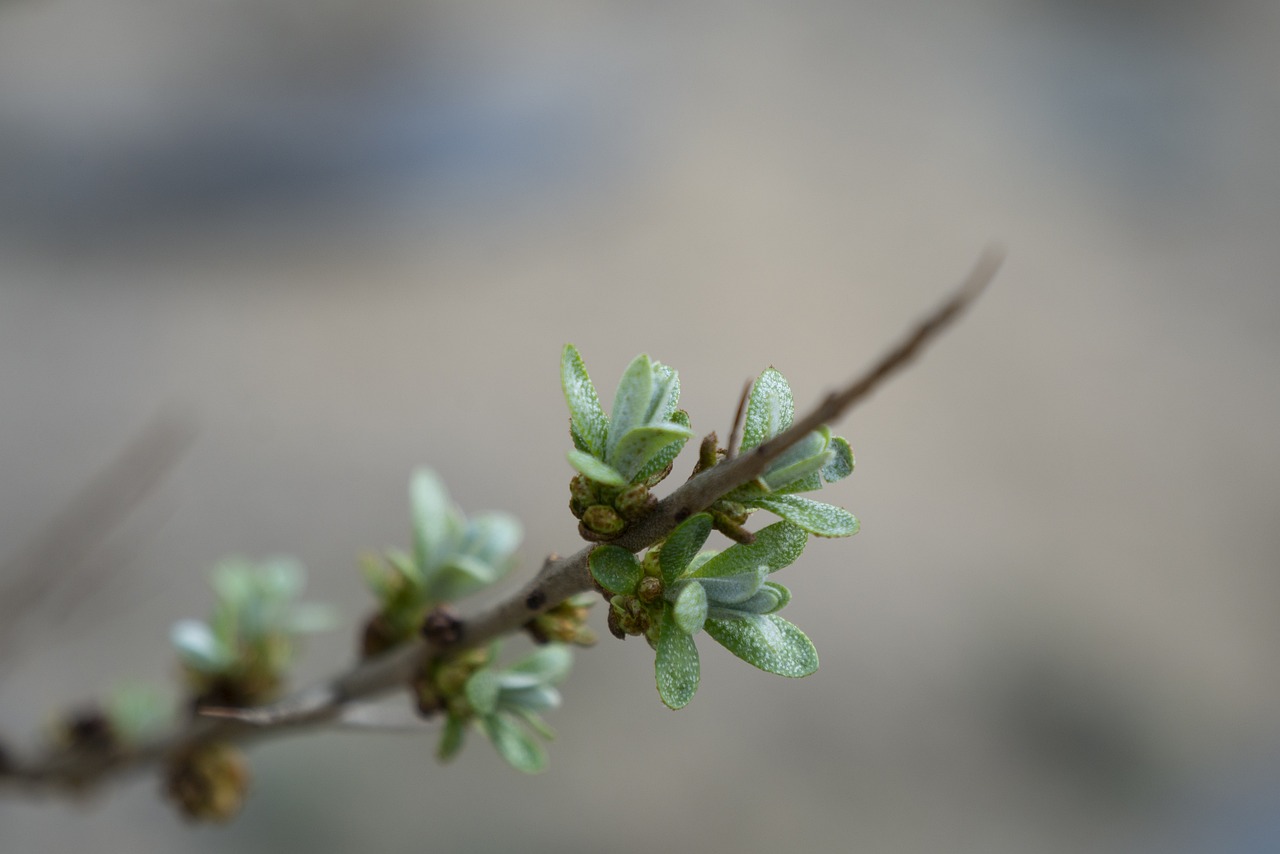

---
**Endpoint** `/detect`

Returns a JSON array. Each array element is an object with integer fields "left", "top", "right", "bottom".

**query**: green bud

[
  {"left": 580, "top": 505, "right": 625, "bottom": 539},
  {"left": 164, "top": 742, "right": 251, "bottom": 823},
  {"left": 568, "top": 475, "right": 596, "bottom": 519},
  {"left": 615, "top": 484, "right": 656, "bottom": 521},
  {"left": 636, "top": 575, "right": 663, "bottom": 604}
]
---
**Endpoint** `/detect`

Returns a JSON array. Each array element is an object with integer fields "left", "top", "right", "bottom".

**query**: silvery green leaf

[
  {"left": 458, "top": 513, "right": 522, "bottom": 570},
  {"left": 822, "top": 436, "right": 854, "bottom": 482},
  {"left": 561, "top": 344, "right": 609, "bottom": 458},
  {"left": 257, "top": 557, "right": 305, "bottom": 601},
  {"left": 772, "top": 471, "right": 822, "bottom": 495},
  {"left": 704, "top": 614, "right": 818, "bottom": 678},
  {"left": 632, "top": 409, "right": 691, "bottom": 484},
  {"left": 671, "top": 580, "right": 708, "bottom": 635},
  {"left": 759, "top": 427, "right": 832, "bottom": 491},
  {"left": 508, "top": 707, "right": 556, "bottom": 740},
  {"left": 359, "top": 556, "right": 396, "bottom": 599},
  {"left": 285, "top": 602, "right": 340, "bottom": 634},
  {"left": 424, "top": 554, "right": 499, "bottom": 603},
  {"left": 482, "top": 714, "right": 547, "bottom": 773},
  {"left": 504, "top": 644, "right": 573, "bottom": 686},
  {"left": 741, "top": 368, "right": 794, "bottom": 452},
  {"left": 606, "top": 353, "right": 655, "bottom": 459},
  {"left": 746, "top": 494, "right": 860, "bottom": 538},
  {"left": 211, "top": 560, "right": 255, "bottom": 607},
  {"left": 695, "top": 565, "right": 768, "bottom": 605},
  {"left": 411, "top": 469, "right": 454, "bottom": 573},
  {"left": 499, "top": 684, "right": 562, "bottom": 713},
  {"left": 691, "top": 520, "right": 808, "bottom": 579},
  {"left": 465, "top": 669, "right": 501, "bottom": 716},
  {"left": 437, "top": 714, "right": 466, "bottom": 762},
  {"left": 685, "top": 550, "right": 718, "bottom": 575},
  {"left": 658, "top": 513, "right": 713, "bottom": 586},
  {"left": 171, "top": 620, "right": 232, "bottom": 671},
  {"left": 609, "top": 424, "right": 694, "bottom": 483},
  {"left": 706, "top": 581, "right": 790, "bottom": 619},
  {"left": 589, "top": 545, "right": 642, "bottom": 595},
  {"left": 655, "top": 608, "right": 701, "bottom": 709},
  {"left": 566, "top": 449, "right": 628, "bottom": 488},
  {"left": 106, "top": 686, "right": 172, "bottom": 744},
  {"left": 385, "top": 549, "right": 423, "bottom": 587},
  {"left": 646, "top": 362, "right": 681, "bottom": 424}
]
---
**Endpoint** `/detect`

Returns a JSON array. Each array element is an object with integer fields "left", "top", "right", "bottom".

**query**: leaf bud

[
  {"left": 164, "top": 742, "right": 250, "bottom": 823},
  {"left": 580, "top": 505, "right": 625, "bottom": 539}
]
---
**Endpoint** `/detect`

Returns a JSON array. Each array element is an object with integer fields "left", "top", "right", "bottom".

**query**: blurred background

[{"left": 1, "top": 0, "right": 1278, "bottom": 851}]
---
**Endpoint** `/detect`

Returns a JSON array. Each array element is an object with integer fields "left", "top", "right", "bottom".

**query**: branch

[{"left": 0, "top": 248, "right": 1001, "bottom": 795}]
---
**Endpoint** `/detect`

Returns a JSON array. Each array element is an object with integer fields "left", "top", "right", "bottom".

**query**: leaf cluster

[{"left": 170, "top": 558, "right": 335, "bottom": 706}]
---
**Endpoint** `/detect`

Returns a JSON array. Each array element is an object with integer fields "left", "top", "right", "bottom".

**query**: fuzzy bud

[{"left": 164, "top": 742, "right": 250, "bottom": 823}]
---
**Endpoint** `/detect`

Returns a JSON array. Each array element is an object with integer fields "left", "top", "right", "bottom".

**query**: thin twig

[{"left": 0, "top": 249, "right": 1001, "bottom": 794}]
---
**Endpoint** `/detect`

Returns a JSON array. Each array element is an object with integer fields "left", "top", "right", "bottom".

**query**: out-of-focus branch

[{"left": 0, "top": 248, "right": 1001, "bottom": 795}]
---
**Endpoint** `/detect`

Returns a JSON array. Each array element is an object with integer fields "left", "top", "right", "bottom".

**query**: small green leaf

[
  {"left": 822, "top": 436, "right": 854, "bottom": 482},
  {"left": 437, "top": 714, "right": 466, "bottom": 762},
  {"left": 465, "top": 669, "right": 501, "bottom": 716},
  {"left": 696, "top": 565, "right": 768, "bottom": 606},
  {"left": 285, "top": 602, "right": 340, "bottom": 634},
  {"left": 459, "top": 513, "right": 522, "bottom": 570},
  {"left": 509, "top": 707, "right": 556, "bottom": 740},
  {"left": 759, "top": 428, "right": 832, "bottom": 491},
  {"left": 746, "top": 494, "right": 860, "bottom": 538},
  {"left": 424, "top": 554, "right": 499, "bottom": 603},
  {"left": 655, "top": 608, "right": 701, "bottom": 709},
  {"left": 671, "top": 581, "right": 708, "bottom": 635},
  {"left": 741, "top": 368, "right": 794, "bottom": 452},
  {"left": 691, "top": 521, "right": 808, "bottom": 579},
  {"left": 503, "top": 644, "right": 573, "bottom": 687},
  {"left": 606, "top": 353, "right": 655, "bottom": 459},
  {"left": 499, "top": 684, "right": 562, "bottom": 713},
  {"left": 658, "top": 513, "right": 714, "bottom": 586},
  {"left": 610, "top": 424, "right": 694, "bottom": 483},
  {"left": 171, "top": 620, "right": 231, "bottom": 671},
  {"left": 646, "top": 362, "right": 681, "bottom": 424},
  {"left": 411, "top": 469, "right": 454, "bottom": 574},
  {"left": 589, "top": 546, "right": 642, "bottom": 595},
  {"left": 633, "top": 409, "right": 691, "bottom": 484},
  {"left": 706, "top": 580, "right": 791, "bottom": 619},
  {"left": 561, "top": 345, "right": 609, "bottom": 458},
  {"left": 566, "top": 449, "right": 628, "bottom": 488},
  {"left": 704, "top": 614, "right": 818, "bottom": 677},
  {"left": 482, "top": 715, "right": 547, "bottom": 773}
]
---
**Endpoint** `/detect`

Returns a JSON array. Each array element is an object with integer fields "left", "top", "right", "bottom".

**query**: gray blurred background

[{"left": 1, "top": 0, "right": 1278, "bottom": 851}]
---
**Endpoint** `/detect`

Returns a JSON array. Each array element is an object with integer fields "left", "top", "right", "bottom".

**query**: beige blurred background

[{"left": 1, "top": 0, "right": 1278, "bottom": 851}]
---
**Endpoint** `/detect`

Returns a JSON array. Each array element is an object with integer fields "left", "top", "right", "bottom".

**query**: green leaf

[
  {"left": 632, "top": 409, "right": 691, "bottom": 484},
  {"left": 655, "top": 608, "right": 701, "bottom": 709},
  {"left": 437, "top": 714, "right": 466, "bottom": 762},
  {"left": 424, "top": 554, "right": 499, "bottom": 603},
  {"left": 503, "top": 644, "right": 573, "bottom": 687},
  {"left": 509, "top": 707, "right": 556, "bottom": 740},
  {"left": 285, "top": 602, "right": 340, "bottom": 634},
  {"left": 566, "top": 449, "right": 628, "bottom": 488},
  {"left": 499, "top": 684, "right": 562, "bottom": 713},
  {"left": 759, "top": 427, "right": 832, "bottom": 491},
  {"left": 482, "top": 715, "right": 547, "bottom": 773},
  {"left": 671, "top": 581, "right": 708, "bottom": 635},
  {"left": 171, "top": 620, "right": 231, "bottom": 671},
  {"left": 561, "top": 345, "right": 609, "bottom": 458},
  {"left": 465, "top": 669, "right": 501, "bottom": 716},
  {"left": 741, "top": 368, "right": 794, "bottom": 452},
  {"left": 459, "top": 513, "right": 522, "bottom": 570},
  {"left": 746, "top": 495, "right": 860, "bottom": 538},
  {"left": 610, "top": 424, "right": 694, "bottom": 483},
  {"left": 822, "top": 436, "right": 854, "bottom": 482},
  {"left": 704, "top": 614, "right": 818, "bottom": 677},
  {"left": 606, "top": 353, "right": 655, "bottom": 459},
  {"left": 658, "top": 513, "right": 714, "bottom": 586},
  {"left": 695, "top": 565, "right": 768, "bottom": 606},
  {"left": 411, "top": 469, "right": 454, "bottom": 574},
  {"left": 706, "top": 581, "right": 791, "bottom": 619},
  {"left": 589, "top": 546, "right": 642, "bottom": 595},
  {"left": 691, "top": 521, "right": 808, "bottom": 579},
  {"left": 646, "top": 362, "right": 681, "bottom": 424}
]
